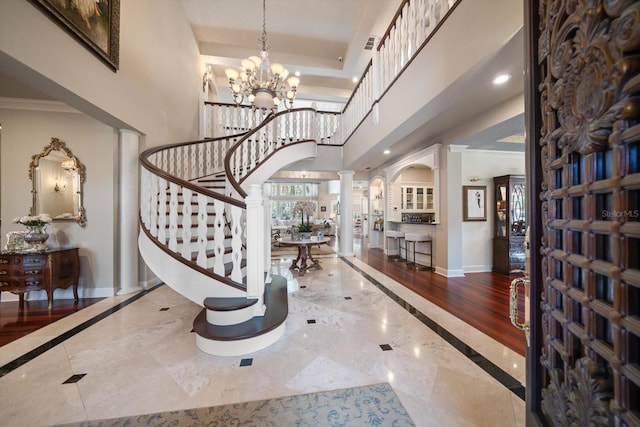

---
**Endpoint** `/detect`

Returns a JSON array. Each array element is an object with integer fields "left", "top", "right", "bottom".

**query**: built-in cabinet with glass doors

[
  {"left": 401, "top": 184, "right": 434, "bottom": 212},
  {"left": 492, "top": 175, "right": 526, "bottom": 274}
]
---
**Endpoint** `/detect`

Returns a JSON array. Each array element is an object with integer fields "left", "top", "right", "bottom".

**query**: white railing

[
  {"left": 204, "top": 102, "right": 266, "bottom": 138},
  {"left": 317, "top": 110, "right": 341, "bottom": 145},
  {"left": 140, "top": 136, "right": 249, "bottom": 290},
  {"left": 225, "top": 108, "right": 318, "bottom": 196},
  {"left": 341, "top": 0, "right": 459, "bottom": 141}
]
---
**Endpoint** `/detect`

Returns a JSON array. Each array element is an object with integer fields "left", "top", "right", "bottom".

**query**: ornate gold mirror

[{"left": 29, "top": 137, "right": 86, "bottom": 227}]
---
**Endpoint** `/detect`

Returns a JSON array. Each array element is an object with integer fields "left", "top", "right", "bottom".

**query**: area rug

[{"left": 58, "top": 383, "right": 415, "bottom": 427}]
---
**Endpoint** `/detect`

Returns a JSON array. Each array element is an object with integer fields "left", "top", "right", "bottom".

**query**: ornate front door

[{"left": 526, "top": 0, "right": 640, "bottom": 425}]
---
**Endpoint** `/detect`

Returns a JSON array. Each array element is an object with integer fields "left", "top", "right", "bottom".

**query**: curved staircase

[{"left": 139, "top": 107, "right": 318, "bottom": 356}]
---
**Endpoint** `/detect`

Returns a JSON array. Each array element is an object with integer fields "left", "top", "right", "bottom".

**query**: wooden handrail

[
  {"left": 341, "top": 60, "right": 373, "bottom": 114},
  {"left": 223, "top": 108, "right": 317, "bottom": 198},
  {"left": 139, "top": 219, "right": 246, "bottom": 291},
  {"left": 140, "top": 137, "right": 247, "bottom": 209}
]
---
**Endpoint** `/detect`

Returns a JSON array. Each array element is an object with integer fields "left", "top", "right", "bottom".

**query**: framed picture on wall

[
  {"left": 462, "top": 186, "right": 487, "bottom": 221},
  {"left": 29, "top": 0, "right": 120, "bottom": 71},
  {"left": 320, "top": 206, "right": 326, "bottom": 212}
]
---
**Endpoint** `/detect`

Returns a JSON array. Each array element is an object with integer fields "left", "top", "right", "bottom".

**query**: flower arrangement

[
  {"left": 13, "top": 213, "right": 52, "bottom": 228},
  {"left": 293, "top": 200, "right": 316, "bottom": 233}
]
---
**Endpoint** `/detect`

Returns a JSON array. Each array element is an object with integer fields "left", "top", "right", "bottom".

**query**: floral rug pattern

[{"left": 58, "top": 383, "right": 414, "bottom": 427}]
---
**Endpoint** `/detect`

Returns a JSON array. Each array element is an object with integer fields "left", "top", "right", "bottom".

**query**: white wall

[
  {"left": 461, "top": 150, "right": 525, "bottom": 272},
  {"left": 0, "top": 0, "right": 202, "bottom": 145},
  {"left": 0, "top": 107, "right": 116, "bottom": 298}
]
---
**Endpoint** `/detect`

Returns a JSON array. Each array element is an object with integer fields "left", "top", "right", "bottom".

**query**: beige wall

[
  {"left": 0, "top": 0, "right": 202, "bottom": 146},
  {"left": 0, "top": 107, "right": 116, "bottom": 297},
  {"left": 0, "top": 0, "right": 204, "bottom": 298}
]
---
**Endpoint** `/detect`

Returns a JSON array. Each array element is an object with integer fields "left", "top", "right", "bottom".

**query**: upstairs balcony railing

[
  {"left": 341, "top": 0, "right": 459, "bottom": 142},
  {"left": 203, "top": 0, "right": 459, "bottom": 146}
]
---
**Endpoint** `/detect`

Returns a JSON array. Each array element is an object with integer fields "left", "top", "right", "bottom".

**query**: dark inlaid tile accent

[
  {"left": 339, "top": 257, "right": 525, "bottom": 401},
  {"left": 0, "top": 283, "right": 165, "bottom": 379},
  {"left": 380, "top": 344, "right": 392, "bottom": 351},
  {"left": 307, "top": 319, "right": 316, "bottom": 324},
  {"left": 159, "top": 307, "right": 170, "bottom": 311},
  {"left": 328, "top": 273, "right": 334, "bottom": 276},
  {"left": 300, "top": 285, "right": 307, "bottom": 289},
  {"left": 240, "top": 358, "right": 253, "bottom": 367},
  {"left": 63, "top": 373, "right": 86, "bottom": 384},
  {"left": 344, "top": 296, "right": 352, "bottom": 300}
]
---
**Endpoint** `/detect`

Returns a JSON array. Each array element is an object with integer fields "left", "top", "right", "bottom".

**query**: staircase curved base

[
  {"left": 193, "top": 275, "right": 288, "bottom": 356},
  {"left": 195, "top": 322, "right": 286, "bottom": 356}
]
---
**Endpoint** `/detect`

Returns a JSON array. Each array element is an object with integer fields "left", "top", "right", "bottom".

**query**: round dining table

[{"left": 277, "top": 236, "right": 330, "bottom": 276}]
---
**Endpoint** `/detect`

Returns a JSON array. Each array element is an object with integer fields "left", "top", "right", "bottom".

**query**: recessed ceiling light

[
  {"left": 383, "top": 149, "right": 390, "bottom": 154},
  {"left": 352, "top": 76, "right": 359, "bottom": 83},
  {"left": 493, "top": 74, "right": 511, "bottom": 85}
]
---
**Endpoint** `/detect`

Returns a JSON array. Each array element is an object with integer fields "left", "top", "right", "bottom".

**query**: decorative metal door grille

[{"left": 537, "top": 0, "right": 640, "bottom": 425}]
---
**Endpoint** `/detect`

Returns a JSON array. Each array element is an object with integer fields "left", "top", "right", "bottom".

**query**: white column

[
  {"left": 338, "top": 170, "right": 354, "bottom": 257},
  {"left": 117, "top": 130, "right": 143, "bottom": 295},
  {"left": 263, "top": 183, "right": 273, "bottom": 284},
  {"left": 245, "top": 184, "right": 266, "bottom": 313}
]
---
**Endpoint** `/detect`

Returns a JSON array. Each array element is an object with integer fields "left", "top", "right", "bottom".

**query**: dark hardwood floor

[
  {"left": 0, "top": 235, "right": 526, "bottom": 357},
  {"left": 352, "top": 237, "right": 526, "bottom": 356},
  {"left": 0, "top": 298, "right": 104, "bottom": 347}
]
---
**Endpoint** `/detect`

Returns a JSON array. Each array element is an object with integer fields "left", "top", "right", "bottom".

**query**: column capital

[
  {"left": 118, "top": 129, "right": 141, "bottom": 137},
  {"left": 338, "top": 170, "right": 355, "bottom": 177}
]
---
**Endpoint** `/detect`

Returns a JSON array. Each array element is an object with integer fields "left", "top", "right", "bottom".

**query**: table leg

[
  {"left": 298, "top": 246, "right": 309, "bottom": 276},
  {"left": 289, "top": 246, "right": 303, "bottom": 272},
  {"left": 307, "top": 245, "right": 322, "bottom": 269}
]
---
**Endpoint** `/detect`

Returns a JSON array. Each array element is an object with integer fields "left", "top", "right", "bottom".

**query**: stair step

[
  {"left": 176, "top": 234, "right": 232, "bottom": 244},
  {"left": 190, "top": 247, "right": 234, "bottom": 261},
  {"left": 193, "top": 275, "right": 288, "bottom": 341},
  {"left": 203, "top": 296, "right": 258, "bottom": 312}
]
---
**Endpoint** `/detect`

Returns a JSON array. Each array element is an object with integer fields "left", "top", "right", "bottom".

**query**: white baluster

[
  {"left": 149, "top": 173, "right": 159, "bottom": 237},
  {"left": 213, "top": 199, "right": 226, "bottom": 276},
  {"left": 168, "top": 182, "right": 179, "bottom": 252},
  {"left": 157, "top": 178, "right": 168, "bottom": 244},
  {"left": 181, "top": 187, "right": 193, "bottom": 259},
  {"left": 229, "top": 205, "right": 244, "bottom": 283},
  {"left": 196, "top": 193, "right": 208, "bottom": 268}
]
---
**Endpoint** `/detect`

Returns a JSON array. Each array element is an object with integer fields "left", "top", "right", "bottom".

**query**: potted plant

[
  {"left": 13, "top": 213, "right": 52, "bottom": 250},
  {"left": 293, "top": 200, "right": 316, "bottom": 239}
]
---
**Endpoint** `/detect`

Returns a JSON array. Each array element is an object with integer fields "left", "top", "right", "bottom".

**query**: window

[{"left": 270, "top": 182, "right": 319, "bottom": 220}]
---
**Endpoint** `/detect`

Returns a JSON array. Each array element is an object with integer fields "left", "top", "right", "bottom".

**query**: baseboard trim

[
  {"left": 434, "top": 267, "right": 465, "bottom": 277},
  {"left": 2, "top": 287, "right": 115, "bottom": 302}
]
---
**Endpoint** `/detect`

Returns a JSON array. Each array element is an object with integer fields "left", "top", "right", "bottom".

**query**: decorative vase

[
  {"left": 23, "top": 225, "right": 49, "bottom": 251},
  {"left": 300, "top": 232, "right": 312, "bottom": 240}
]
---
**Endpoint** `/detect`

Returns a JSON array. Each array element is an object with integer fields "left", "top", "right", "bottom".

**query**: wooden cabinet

[
  {"left": 492, "top": 175, "right": 526, "bottom": 274},
  {"left": 0, "top": 248, "right": 80, "bottom": 309}
]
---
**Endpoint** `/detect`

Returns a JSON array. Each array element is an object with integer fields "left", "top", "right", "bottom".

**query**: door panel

[{"left": 527, "top": 0, "right": 640, "bottom": 425}]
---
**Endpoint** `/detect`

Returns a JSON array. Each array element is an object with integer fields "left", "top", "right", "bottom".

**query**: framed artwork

[
  {"left": 320, "top": 206, "right": 327, "bottom": 212},
  {"left": 29, "top": 0, "right": 120, "bottom": 71},
  {"left": 463, "top": 186, "right": 487, "bottom": 221}
]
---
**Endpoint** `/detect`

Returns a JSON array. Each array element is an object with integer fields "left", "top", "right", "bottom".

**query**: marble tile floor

[{"left": 0, "top": 255, "right": 525, "bottom": 427}]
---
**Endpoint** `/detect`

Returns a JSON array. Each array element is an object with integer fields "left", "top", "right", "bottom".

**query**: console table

[
  {"left": 0, "top": 248, "right": 80, "bottom": 310},
  {"left": 278, "top": 237, "right": 330, "bottom": 276}
]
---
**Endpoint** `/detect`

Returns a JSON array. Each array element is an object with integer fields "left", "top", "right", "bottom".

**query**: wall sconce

[
  {"left": 202, "top": 66, "right": 212, "bottom": 91},
  {"left": 301, "top": 170, "right": 308, "bottom": 180},
  {"left": 54, "top": 180, "right": 67, "bottom": 192},
  {"left": 469, "top": 176, "right": 481, "bottom": 182}
]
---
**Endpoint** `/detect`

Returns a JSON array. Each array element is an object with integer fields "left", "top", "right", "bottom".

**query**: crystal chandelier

[{"left": 225, "top": 0, "right": 300, "bottom": 112}]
